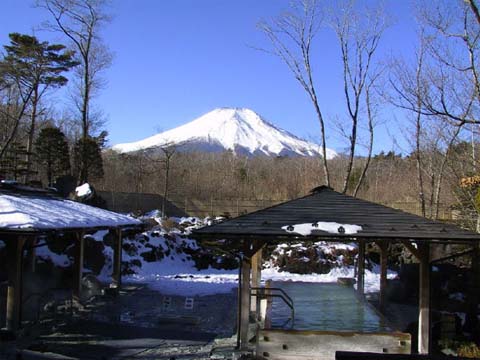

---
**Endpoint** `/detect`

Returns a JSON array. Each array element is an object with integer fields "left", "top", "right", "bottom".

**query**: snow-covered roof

[{"left": 0, "top": 190, "right": 141, "bottom": 232}]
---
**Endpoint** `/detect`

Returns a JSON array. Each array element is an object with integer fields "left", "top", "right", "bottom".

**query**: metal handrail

[{"left": 251, "top": 286, "right": 295, "bottom": 328}]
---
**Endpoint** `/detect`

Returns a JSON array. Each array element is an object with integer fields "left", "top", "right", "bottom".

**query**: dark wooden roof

[{"left": 192, "top": 186, "right": 480, "bottom": 243}]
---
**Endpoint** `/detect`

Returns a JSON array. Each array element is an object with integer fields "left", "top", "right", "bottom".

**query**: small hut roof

[
  {"left": 0, "top": 185, "right": 141, "bottom": 233},
  {"left": 193, "top": 186, "right": 480, "bottom": 243}
]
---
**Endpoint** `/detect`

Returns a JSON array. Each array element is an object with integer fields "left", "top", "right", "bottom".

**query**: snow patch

[
  {"left": 88, "top": 230, "right": 109, "bottom": 242},
  {"left": 262, "top": 265, "right": 397, "bottom": 293},
  {"left": 75, "top": 183, "right": 92, "bottom": 198},
  {"left": 282, "top": 221, "right": 362, "bottom": 236}
]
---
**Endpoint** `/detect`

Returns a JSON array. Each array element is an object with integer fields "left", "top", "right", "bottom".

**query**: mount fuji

[{"left": 112, "top": 108, "right": 337, "bottom": 158}]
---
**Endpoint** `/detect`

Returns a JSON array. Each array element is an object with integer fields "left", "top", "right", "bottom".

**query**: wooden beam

[
  {"left": 251, "top": 246, "right": 262, "bottom": 315},
  {"left": 112, "top": 228, "right": 123, "bottom": 289},
  {"left": 5, "top": 236, "right": 26, "bottom": 331},
  {"left": 357, "top": 240, "right": 365, "bottom": 296},
  {"left": 418, "top": 243, "right": 430, "bottom": 354},
  {"left": 239, "top": 257, "right": 251, "bottom": 350},
  {"left": 377, "top": 242, "right": 388, "bottom": 312},
  {"left": 73, "top": 231, "right": 85, "bottom": 300}
]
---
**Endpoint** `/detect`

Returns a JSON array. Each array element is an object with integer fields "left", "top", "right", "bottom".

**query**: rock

[
  {"left": 140, "top": 248, "right": 164, "bottom": 262},
  {"left": 122, "top": 242, "right": 138, "bottom": 256}
]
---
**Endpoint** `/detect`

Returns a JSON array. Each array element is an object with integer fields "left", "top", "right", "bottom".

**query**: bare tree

[
  {"left": 331, "top": 1, "right": 386, "bottom": 194},
  {"left": 159, "top": 143, "right": 177, "bottom": 218},
  {"left": 258, "top": 0, "right": 331, "bottom": 186},
  {"left": 37, "top": 0, "right": 112, "bottom": 182},
  {"left": 388, "top": 2, "right": 479, "bottom": 219},
  {"left": 390, "top": 36, "right": 463, "bottom": 219},
  {"left": 389, "top": 31, "right": 430, "bottom": 216},
  {"left": 259, "top": 0, "right": 386, "bottom": 193},
  {"left": 391, "top": 1, "right": 480, "bottom": 128},
  {"left": 352, "top": 74, "right": 379, "bottom": 197}
]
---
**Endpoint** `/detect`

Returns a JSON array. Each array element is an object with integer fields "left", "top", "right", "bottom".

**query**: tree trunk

[{"left": 25, "top": 85, "right": 39, "bottom": 183}]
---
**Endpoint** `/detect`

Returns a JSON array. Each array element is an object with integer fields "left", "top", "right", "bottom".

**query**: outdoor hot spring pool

[{"left": 269, "top": 282, "right": 389, "bottom": 332}]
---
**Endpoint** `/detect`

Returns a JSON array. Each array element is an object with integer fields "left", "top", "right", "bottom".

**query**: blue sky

[{"left": 1, "top": 0, "right": 418, "bottom": 155}]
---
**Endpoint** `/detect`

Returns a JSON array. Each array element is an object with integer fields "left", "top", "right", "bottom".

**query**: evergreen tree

[
  {"left": 0, "top": 142, "right": 34, "bottom": 181},
  {"left": 73, "top": 136, "right": 104, "bottom": 183},
  {"left": 0, "top": 33, "right": 77, "bottom": 180},
  {"left": 35, "top": 127, "right": 71, "bottom": 186}
]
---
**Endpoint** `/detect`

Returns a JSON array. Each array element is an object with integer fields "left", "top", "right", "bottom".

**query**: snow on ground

[
  {"left": 95, "top": 224, "right": 397, "bottom": 296},
  {"left": 36, "top": 240, "right": 71, "bottom": 267},
  {"left": 282, "top": 221, "right": 363, "bottom": 236},
  {"left": 111, "top": 234, "right": 394, "bottom": 296},
  {"left": 27, "top": 217, "right": 396, "bottom": 297},
  {"left": 264, "top": 263, "right": 397, "bottom": 293},
  {"left": 117, "top": 261, "right": 396, "bottom": 297}
]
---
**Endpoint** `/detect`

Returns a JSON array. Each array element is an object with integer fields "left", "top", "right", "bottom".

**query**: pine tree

[
  {"left": 0, "top": 33, "right": 78, "bottom": 180},
  {"left": 35, "top": 127, "right": 71, "bottom": 186}
]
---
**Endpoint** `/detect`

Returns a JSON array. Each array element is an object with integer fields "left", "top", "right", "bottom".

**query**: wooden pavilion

[
  {"left": 192, "top": 186, "right": 480, "bottom": 356},
  {"left": 0, "top": 182, "right": 142, "bottom": 333}
]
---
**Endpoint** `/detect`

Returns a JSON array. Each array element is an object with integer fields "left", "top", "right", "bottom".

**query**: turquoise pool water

[{"left": 270, "top": 282, "right": 389, "bottom": 332}]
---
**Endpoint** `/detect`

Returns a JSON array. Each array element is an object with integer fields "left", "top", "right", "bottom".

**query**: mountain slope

[{"left": 112, "top": 108, "right": 337, "bottom": 158}]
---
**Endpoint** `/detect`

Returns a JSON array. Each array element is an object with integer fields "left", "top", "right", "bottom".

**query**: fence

[
  {"left": 97, "top": 191, "right": 187, "bottom": 217},
  {"left": 169, "top": 197, "right": 287, "bottom": 218},
  {"left": 96, "top": 191, "right": 461, "bottom": 222},
  {"left": 380, "top": 201, "right": 454, "bottom": 221},
  {"left": 169, "top": 197, "right": 457, "bottom": 221}
]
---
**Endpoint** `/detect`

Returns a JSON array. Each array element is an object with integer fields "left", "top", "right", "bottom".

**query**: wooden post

[
  {"left": 73, "top": 231, "right": 85, "bottom": 300},
  {"left": 112, "top": 228, "right": 123, "bottom": 289},
  {"left": 6, "top": 237, "right": 26, "bottom": 331},
  {"left": 466, "top": 243, "right": 480, "bottom": 342},
  {"left": 264, "top": 279, "right": 273, "bottom": 329},
  {"left": 239, "top": 257, "right": 251, "bottom": 350},
  {"left": 251, "top": 247, "right": 262, "bottom": 315},
  {"left": 26, "top": 236, "right": 37, "bottom": 273},
  {"left": 378, "top": 242, "right": 388, "bottom": 312},
  {"left": 418, "top": 243, "right": 430, "bottom": 354},
  {"left": 357, "top": 240, "right": 365, "bottom": 296}
]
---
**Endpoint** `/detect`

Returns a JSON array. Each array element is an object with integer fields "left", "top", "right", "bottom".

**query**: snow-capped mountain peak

[{"left": 112, "top": 108, "right": 337, "bottom": 158}]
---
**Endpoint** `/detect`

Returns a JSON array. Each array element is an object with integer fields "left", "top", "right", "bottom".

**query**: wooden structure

[
  {"left": 0, "top": 183, "right": 142, "bottom": 332},
  {"left": 192, "top": 186, "right": 480, "bottom": 355}
]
